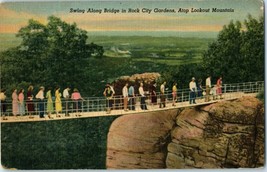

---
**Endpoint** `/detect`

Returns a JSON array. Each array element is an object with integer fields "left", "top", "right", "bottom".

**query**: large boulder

[
  {"left": 112, "top": 72, "right": 161, "bottom": 95},
  {"left": 106, "top": 109, "right": 180, "bottom": 169},
  {"left": 167, "top": 96, "right": 264, "bottom": 168}
]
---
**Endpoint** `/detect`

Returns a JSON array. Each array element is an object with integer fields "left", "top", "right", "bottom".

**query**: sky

[{"left": 0, "top": 0, "right": 264, "bottom": 36}]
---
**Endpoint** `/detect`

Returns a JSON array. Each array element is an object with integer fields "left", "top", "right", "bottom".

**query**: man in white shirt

[
  {"left": 159, "top": 81, "right": 166, "bottom": 108},
  {"left": 139, "top": 82, "right": 148, "bottom": 110},
  {"left": 122, "top": 83, "right": 129, "bottom": 111},
  {"left": 63, "top": 87, "right": 71, "bottom": 116},
  {"left": 0, "top": 89, "right": 7, "bottom": 118},
  {"left": 205, "top": 76, "right": 211, "bottom": 102},
  {"left": 36, "top": 86, "right": 45, "bottom": 118},
  {"left": 189, "top": 77, "right": 197, "bottom": 104},
  {"left": 63, "top": 87, "right": 70, "bottom": 98}
]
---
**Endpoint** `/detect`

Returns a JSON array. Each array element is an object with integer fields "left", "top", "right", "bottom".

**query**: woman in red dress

[{"left": 216, "top": 77, "right": 223, "bottom": 99}]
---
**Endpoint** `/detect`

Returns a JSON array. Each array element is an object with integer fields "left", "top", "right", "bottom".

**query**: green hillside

[
  {"left": 89, "top": 35, "right": 213, "bottom": 65},
  {"left": 0, "top": 34, "right": 213, "bottom": 66}
]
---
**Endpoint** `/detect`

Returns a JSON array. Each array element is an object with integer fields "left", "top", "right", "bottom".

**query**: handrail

[
  {"left": 0, "top": 81, "right": 264, "bottom": 119},
  {"left": 1, "top": 81, "right": 264, "bottom": 101}
]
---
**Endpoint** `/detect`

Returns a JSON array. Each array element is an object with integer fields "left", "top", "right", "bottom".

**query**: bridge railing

[
  {"left": 0, "top": 81, "right": 264, "bottom": 117},
  {"left": 223, "top": 81, "right": 264, "bottom": 93}
]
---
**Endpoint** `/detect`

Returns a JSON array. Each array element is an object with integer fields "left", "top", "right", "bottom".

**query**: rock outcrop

[
  {"left": 106, "top": 109, "right": 180, "bottom": 169},
  {"left": 168, "top": 97, "right": 264, "bottom": 168},
  {"left": 112, "top": 72, "right": 161, "bottom": 95},
  {"left": 118, "top": 72, "right": 161, "bottom": 83},
  {"left": 106, "top": 97, "right": 264, "bottom": 169}
]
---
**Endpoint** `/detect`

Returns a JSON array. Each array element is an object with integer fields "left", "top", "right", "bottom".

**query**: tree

[
  {"left": 0, "top": 16, "right": 104, "bottom": 93},
  {"left": 203, "top": 15, "right": 264, "bottom": 83},
  {"left": 240, "top": 15, "right": 264, "bottom": 81},
  {"left": 158, "top": 15, "right": 263, "bottom": 90}
]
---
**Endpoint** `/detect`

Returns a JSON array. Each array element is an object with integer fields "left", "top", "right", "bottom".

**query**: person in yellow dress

[
  {"left": 55, "top": 86, "right": 62, "bottom": 117},
  {"left": 172, "top": 82, "right": 177, "bottom": 106},
  {"left": 46, "top": 87, "right": 54, "bottom": 119}
]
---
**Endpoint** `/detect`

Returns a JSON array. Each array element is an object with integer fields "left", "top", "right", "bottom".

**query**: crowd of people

[
  {"left": 0, "top": 76, "right": 223, "bottom": 119},
  {"left": 102, "top": 75, "right": 223, "bottom": 113},
  {"left": 0, "top": 85, "right": 84, "bottom": 119},
  {"left": 103, "top": 82, "right": 149, "bottom": 114},
  {"left": 189, "top": 75, "right": 223, "bottom": 104}
]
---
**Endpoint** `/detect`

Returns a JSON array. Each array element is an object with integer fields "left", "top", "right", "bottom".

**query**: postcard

[{"left": 0, "top": 0, "right": 264, "bottom": 170}]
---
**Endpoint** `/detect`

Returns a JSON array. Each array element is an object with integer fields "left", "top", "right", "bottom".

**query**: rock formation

[
  {"left": 168, "top": 97, "right": 264, "bottom": 168},
  {"left": 106, "top": 109, "right": 180, "bottom": 169},
  {"left": 112, "top": 72, "right": 161, "bottom": 95},
  {"left": 118, "top": 72, "right": 161, "bottom": 83},
  {"left": 106, "top": 97, "right": 264, "bottom": 169}
]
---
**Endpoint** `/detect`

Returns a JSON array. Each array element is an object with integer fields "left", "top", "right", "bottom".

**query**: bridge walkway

[{"left": 0, "top": 92, "right": 257, "bottom": 123}]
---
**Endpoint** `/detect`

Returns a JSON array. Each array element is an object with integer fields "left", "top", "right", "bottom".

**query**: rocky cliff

[{"left": 106, "top": 97, "right": 264, "bottom": 169}]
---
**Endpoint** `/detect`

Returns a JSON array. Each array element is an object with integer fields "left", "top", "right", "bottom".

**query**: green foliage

[
  {"left": 158, "top": 15, "right": 264, "bottom": 89},
  {"left": 0, "top": 15, "right": 263, "bottom": 97},
  {"left": 1, "top": 116, "right": 118, "bottom": 169},
  {"left": 81, "top": 57, "right": 169, "bottom": 96},
  {"left": 2, "top": 17, "right": 210, "bottom": 97},
  {"left": 0, "top": 16, "right": 104, "bottom": 94},
  {"left": 203, "top": 15, "right": 264, "bottom": 83},
  {"left": 160, "top": 63, "right": 206, "bottom": 89}
]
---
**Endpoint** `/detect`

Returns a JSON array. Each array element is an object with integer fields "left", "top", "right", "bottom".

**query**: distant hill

[
  {"left": 0, "top": 32, "right": 216, "bottom": 52},
  {"left": 87, "top": 31, "right": 218, "bottom": 38},
  {"left": 0, "top": 33, "right": 22, "bottom": 52}
]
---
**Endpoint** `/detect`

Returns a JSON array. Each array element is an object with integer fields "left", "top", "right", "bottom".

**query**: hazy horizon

[
  {"left": 86, "top": 31, "right": 218, "bottom": 38},
  {"left": 0, "top": 0, "right": 263, "bottom": 34},
  {"left": 0, "top": 30, "right": 219, "bottom": 38}
]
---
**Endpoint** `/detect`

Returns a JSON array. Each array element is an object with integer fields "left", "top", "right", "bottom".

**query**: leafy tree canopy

[
  {"left": 0, "top": 16, "right": 104, "bottom": 94},
  {"left": 202, "top": 15, "right": 264, "bottom": 83},
  {"left": 160, "top": 15, "right": 264, "bottom": 88}
]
